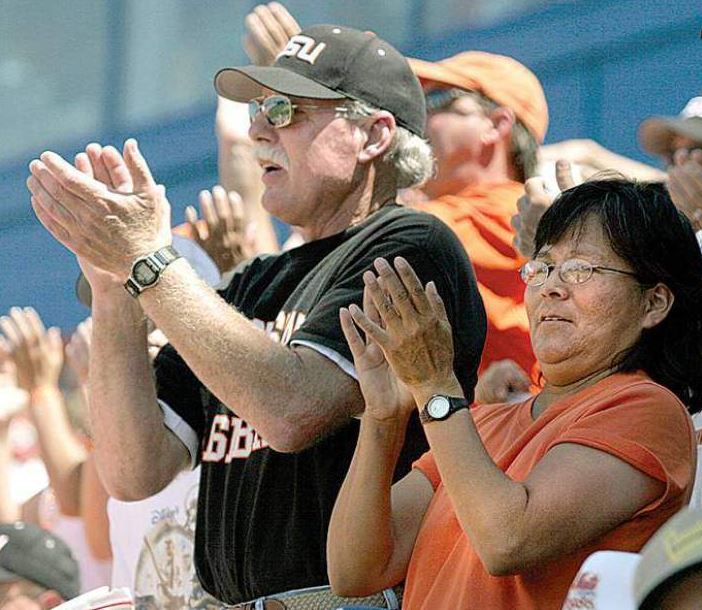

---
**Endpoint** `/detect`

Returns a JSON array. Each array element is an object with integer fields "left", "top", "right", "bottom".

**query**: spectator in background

[
  {"left": 638, "top": 96, "right": 702, "bottom": 167},
  {"left": 0, "top": 361, "right": 27, "bottom": 524},
  {"left": 27, "top": 23, "right": 486, "bottom": 608},
  {"left": 0, "top": 521, "right": 80, "bottom": 609},
  {"left": 409, "top": 51, "right": 548, "bottom": 402},
  {"left": 0, "top": 308, "right": 111, "bottom": 594},
  {"left": 638, "top": 97, "right": 702, "bottom": 238},
  {"left": 328, "top": 178, "right": 702, "bottom": 610}
]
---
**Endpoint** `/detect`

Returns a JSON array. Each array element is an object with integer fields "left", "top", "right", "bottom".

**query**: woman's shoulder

[
  {"left": 587, "top": 372, "right": 688, "bottom": 413},
  {"left": 568, "top": 372, "right": 694, "bottom": 439}
]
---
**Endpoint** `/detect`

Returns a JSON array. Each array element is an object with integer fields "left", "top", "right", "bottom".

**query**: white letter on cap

[{"left": 278, "top": 35, "right": 326, "bottom": 65}]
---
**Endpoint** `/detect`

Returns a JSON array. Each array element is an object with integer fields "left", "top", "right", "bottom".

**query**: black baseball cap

[
  {"left": 214, "top": 24, "right": 426, "bottom": 138},
  {"left": 0, "top": 522, "right": 80, "bottom": 601}
]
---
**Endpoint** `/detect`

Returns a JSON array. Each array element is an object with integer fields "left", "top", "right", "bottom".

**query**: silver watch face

[
  {"left": 133, "top": 260, "right": 158, "bottom": 285},
  {"left": 427, "top": 395, "right": 451, "bottom": 420}
]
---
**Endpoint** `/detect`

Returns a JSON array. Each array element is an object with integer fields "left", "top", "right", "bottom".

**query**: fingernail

[{"left": 395, "top": 256, "right": 408, "bottom": 268}]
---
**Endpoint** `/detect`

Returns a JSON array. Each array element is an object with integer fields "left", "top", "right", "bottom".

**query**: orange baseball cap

[{"left": 410, "top": 51, "right": 549, "bottom": 144}]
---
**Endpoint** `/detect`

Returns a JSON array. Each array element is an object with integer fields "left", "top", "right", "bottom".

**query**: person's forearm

[
  {"left": 138, "top": 259, "right": 362, "bottom": 452},
  {"left": 0, "top": 427, "right": 20, "bottom": 522},
  {"left": 411, "top": 381, "right": 530, "bottom": 576},
  {"left": 90, "top": 288, "right": 186, "bottom": 500},
  {"left": 80, "top": 453, "right": 112, "bottom": 560},
  {"left": 587, "top": 144, "right": 666, "bottom": 182},
  {"left": 327, "top": 414, "right": 407, "bottom": 596},
  {"left": 27, "top": 385, "right": 87, "bottom": 516}
]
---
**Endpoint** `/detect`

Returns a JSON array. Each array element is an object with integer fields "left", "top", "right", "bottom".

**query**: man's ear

[
  {"left": 641, "top": 282, "right": 674, "bottom": 329},
  {"left": 481, "top": 106, "right": 515, "bottom": 146},
  {"left": 358, "top": 111, "right": 396, "bottom": 164}
]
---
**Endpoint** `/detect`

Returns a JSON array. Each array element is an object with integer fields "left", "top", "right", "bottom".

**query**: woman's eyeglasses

[
  {"left": 248, "top": 94, "right": 350, "bottom": 129},
  {"left": 520, "top": 258, "right": 638, "bottom": 286}
]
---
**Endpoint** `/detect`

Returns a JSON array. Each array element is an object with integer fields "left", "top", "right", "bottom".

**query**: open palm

[{"left": 340, "top": 297, "right": 414, "bottom": 423}]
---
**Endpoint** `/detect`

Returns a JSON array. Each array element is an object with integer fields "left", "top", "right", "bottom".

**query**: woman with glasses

[{"left": 327, "top": 178, "right": 702, "bottom": 610}]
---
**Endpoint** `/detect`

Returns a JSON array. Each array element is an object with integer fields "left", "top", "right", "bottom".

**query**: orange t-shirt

[
  {"left": 404, "top": 372, "right": 696, "bottom": 610},
  {"left": 417, "top": 182, "right": 535, "bottom": 378}
]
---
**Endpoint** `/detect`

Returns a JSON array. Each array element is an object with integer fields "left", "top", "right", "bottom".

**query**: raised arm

[
  {"left": 327, "top": 293, "right": 433, "bottom": 595},
  {"left": 58, "top": 147, "right": 188, "bottom": 500},
  {"left": 0, "top": 360, "right": 26, "bottom": 523},
  {"left": 0, "top": 307, "right": 87, "bottom": 516},
  {"left": 28, "top": 141, "right": 362, "bottom": 455},
  {"left": 347, "top": 257, "right": 666, "bottom": 576}
]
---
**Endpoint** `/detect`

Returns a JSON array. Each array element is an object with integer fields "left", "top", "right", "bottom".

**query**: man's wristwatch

[
  {"left": 124, "top": 246, "right": 181, "bottom": 298},
  {"left": 419, "top": 394, "right": 471, "bottom": 424}
]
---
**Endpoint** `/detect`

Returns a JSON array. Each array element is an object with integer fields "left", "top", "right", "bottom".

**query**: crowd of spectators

[{"left": 2, "top": 3, "right": 702, "bottom": 609}]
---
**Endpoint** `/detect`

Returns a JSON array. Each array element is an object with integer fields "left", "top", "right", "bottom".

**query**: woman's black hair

[{"left": 533, "top": 178, "right": 702, "bottom": 413}]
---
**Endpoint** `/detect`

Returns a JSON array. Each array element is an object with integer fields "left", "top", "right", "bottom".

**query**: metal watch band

[
  {"left": 124, "top": 245, "right": 181, "bottom": 298},
  {"left": 419, "top": 395, "right": 471, "bottom": 424}
]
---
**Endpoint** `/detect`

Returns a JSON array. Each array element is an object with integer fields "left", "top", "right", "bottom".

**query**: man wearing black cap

[
  {"left": 27, "top": 24, "right": 486, "bottom": 607},
  {"left": 0, "top": 522, "right": 80, "bottom": 609}
]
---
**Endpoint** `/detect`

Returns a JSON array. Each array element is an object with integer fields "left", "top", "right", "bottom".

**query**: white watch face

[{"left": 427, "top": 396, "right": 451, "bottom": 420}]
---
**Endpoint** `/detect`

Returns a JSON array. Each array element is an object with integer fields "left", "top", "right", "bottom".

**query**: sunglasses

[{"left": 248, "top": 94, "right": 350, "bottom": 129}]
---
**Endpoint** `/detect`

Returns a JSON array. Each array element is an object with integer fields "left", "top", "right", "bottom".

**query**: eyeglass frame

[
  {"left": 519, "top": 258, "right": 639, "bottom": 287},
  {"left": 248, "top": 94, "right": 352, "bottom": 129}
]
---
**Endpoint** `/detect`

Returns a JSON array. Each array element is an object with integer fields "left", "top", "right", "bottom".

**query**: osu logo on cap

[{"left": 278, "top": 35, "right": 326, "bottom": 65}]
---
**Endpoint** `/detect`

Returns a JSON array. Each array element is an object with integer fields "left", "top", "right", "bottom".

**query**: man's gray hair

[{"left": 345, "top": 100, "right": 435, "bottom": 189}]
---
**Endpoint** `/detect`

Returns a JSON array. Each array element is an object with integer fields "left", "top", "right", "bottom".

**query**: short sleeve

[
  {"left": 413, "top": 450, "right": 441, "bottom": 490},
  {"left": 154, "top": 343, "right": 206, "bottom": 449},
  {"left": 290, "top": 217, "right": 486, "bottom": 401},
  {"left": 550, "top": 382, "right": 696, "bottom": 499}
]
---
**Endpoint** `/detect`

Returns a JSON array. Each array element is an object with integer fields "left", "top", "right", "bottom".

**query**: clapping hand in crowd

[
  {"left": 0, "top": 308, "right": 63, "bottom": 395},
  {"left": 28, "top": 139, "right": 172, "bottom": 287},
  {"left": 512, "top": 159, "right": 576, "bottom": 258},
  {"left": 339, "top": 271, "right": 415, "bottom": 423},
  {"left": 0, "top": 308, "right": 87, "bottom": 517},
  {"left": 185, "top": 186, "right": 254, "bottom": 274},
  {"left": 243, "top": 2, "right": 301, "bottom": 66},
  {"left": 341, "top": 257, "right": 460, "bottom": 417},
  {"left": 667, "top": 148, "right": 702, "bottom": 231}
]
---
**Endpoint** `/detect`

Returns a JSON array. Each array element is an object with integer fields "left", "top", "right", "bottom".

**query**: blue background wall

[{"left": 0, "top": 0, "right": 699, "bottom": 329}]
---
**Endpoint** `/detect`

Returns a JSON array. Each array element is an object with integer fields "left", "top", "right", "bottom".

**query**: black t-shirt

[{"left": 154, "top": 204, "right": 486, "bottom": 604}]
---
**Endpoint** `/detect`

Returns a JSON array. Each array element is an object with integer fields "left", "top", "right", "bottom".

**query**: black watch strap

[
  {"left": 419, "top": 395, "right": 471, "bottom": 424},
  {"left": 124, "top": 245, "right": 181, "bottom": 298}
]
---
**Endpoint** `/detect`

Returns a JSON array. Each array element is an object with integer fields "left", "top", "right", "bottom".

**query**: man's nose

[{"left": 249, "top": 111, "right": 275, "bottom": 142}]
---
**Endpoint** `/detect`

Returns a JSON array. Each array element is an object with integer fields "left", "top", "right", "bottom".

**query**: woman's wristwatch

[{"left": 419, "top": 394, "right": 471, "bottom": 424}]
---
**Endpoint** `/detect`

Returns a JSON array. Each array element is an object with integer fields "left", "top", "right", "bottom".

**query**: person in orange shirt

[
  {"left": 409, "top": 52, "right": 549, "bottom": 400},
  {"left": 327, "top": 178, "right": 702, "bottom": 610}
]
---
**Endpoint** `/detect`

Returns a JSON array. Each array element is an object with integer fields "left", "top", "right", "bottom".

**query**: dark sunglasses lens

[{"left": 264, "top": 96, "right": 292, "bottom": 127}]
